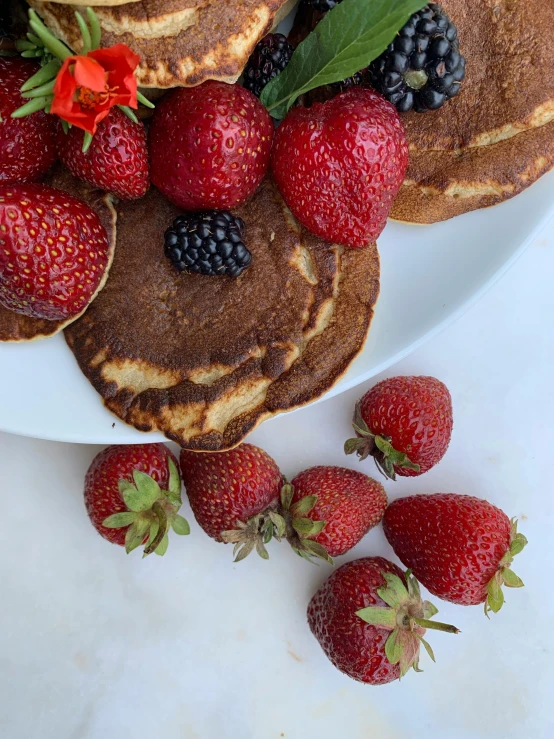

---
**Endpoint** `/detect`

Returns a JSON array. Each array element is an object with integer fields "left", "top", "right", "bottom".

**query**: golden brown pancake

[
  {"left": 28, "top": 0, "right": 296, "bottom": 88},
  {"left": 65, "top": 180, "right": 380, "bottom": 451},
  {"left": 391, "top": 0, "right": 554, "bottom": 222},
  {"left": 0, "top": 167, "right": 117, "bottom": 342}
]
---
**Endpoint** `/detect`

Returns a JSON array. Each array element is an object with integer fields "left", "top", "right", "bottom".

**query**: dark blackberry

[
  {"left": 331, "top": 69, "right": 366, "bottom": 92},
  {"left": 243, "top": 33, "right": 294, "bottom": 98},
  {"left": 302, "top": 0, "right": 340, "bottom": 12},
  {"left": 164, "top": 211, "right": 252, "bottom": 278},
  {"left": 369, "top": 3, "right": 465, "bottom": 113}
]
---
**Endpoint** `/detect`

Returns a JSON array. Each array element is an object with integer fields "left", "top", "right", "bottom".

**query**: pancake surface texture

[
  {"left": 28, "top": 0, "right": 296, "bottom": 88},
  {"left": 0, "top": 167, "right": 117, "bottom": 343},
  {"left": 65, "top": 181, "right": 380, "bottom": 451},
  {"left": 391, "top": 0, "right": 554, "bottom": 223}
]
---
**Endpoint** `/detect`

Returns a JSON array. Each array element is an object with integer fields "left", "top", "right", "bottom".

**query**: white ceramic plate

[{"left": 2, "top": 166, "right": 553, "bottom": 444}]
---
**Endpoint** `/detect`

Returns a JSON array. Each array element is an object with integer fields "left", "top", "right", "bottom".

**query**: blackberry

[
  {"left": 331, "top": 69, "right": 366, "bottom": 92},
  {"left": 369, "top": 3, "right": 465, "bottom": 113},
  {"left": 243, "top": 34, "right": 294, "bottom": 98},
  {"left": 164, "top": 211, "right": 252, "bottom": 278}
]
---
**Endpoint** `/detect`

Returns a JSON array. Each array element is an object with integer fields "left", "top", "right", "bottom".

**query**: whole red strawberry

[
  {"left": 308, "top": 557, "right": 459, "bottom": 685},
  {"left": 149, "top": 81, "right": 274, "bottom": 210},
  {"left": 383, "top": 494, "right": 527, "bottom": 615},
  {"left": 286, "top": 466, "right": 387, "bottom": 560},
  {"left": 0, "top": 183, "right": 111, "bottom": 320},
  {"left": 0, "top": 57, "right": 57, "bottom": 183},
  {"left": 345, "top": 375, "right": 453, "bottom": 480},
  {"left": 180, "top": 443, "right": 282, "bottom": 560},
  {"left": 85, "top": 443, "right": 190, "bottom": 556},
  {"left": 57, "top": 107, "right": 149, "bottom": 200},
  {"left": 271, "top": 88, "right": 408, "bottom": 248}
]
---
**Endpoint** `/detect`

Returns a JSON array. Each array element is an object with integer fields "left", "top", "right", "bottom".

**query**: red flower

[{"left": 51, "top": 44, "right": 139, "bottom": 135}]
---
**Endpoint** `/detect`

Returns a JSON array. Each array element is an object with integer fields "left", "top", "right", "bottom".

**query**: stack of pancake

[
  {"left": 391, "top": 0, "right": 554, "bottom": 223},
  {"left": 27, "top": 0, "right": 296, "bottom": 87}
]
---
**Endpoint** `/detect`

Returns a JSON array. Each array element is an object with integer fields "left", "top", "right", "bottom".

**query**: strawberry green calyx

[
  {"left": 220, "top": 483, "right": 331, "bottom": 564},
  {"left": 344, "top": 402, "right": 420, "bottom": 481},
  {"left": 278, "top": 483, "right": 332, "bottom": 564},
  {"left": 356, "top": 570, "right": 459, "bottom": 678},
  {"left": 103, "top": 458, "right": 190, "bottom": 557},
  {"left": 485, "top": 519, "right": 528, "bottom": 617}
]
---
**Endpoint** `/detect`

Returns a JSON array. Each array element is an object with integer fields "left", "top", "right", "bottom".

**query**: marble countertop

[{"left": 1, "top": 217, "right": 553, "bottom": 739}]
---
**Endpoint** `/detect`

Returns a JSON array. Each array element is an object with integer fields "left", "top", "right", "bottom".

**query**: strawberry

[
  {"left": 0, "top": 57, "right": 57, "bottom": 183},
  {"left": 85, "top": 443, "right": 190, "bottom": 556},
  {"left": 56, "top": 107, "right": 149, "bottom": 200},
  {"left": 345, "top": 375, "right": 453, "bottom": 480},
  {"left": 271, "top": 88, "right": 408, "bottom": 248},
  {"left": 286, "top": 466, "right": 387, "bottom": 559},
  {"left": 148, "top": 81, "right": 274, "bottom": 211},
  {"left": 308, "top": 557, "right": 459, "bottom": 685},
  {"left": 383, "top": 494, "right": 527, "bottom": 616},
  {"left": 0, "top": 182, "right": 111, "bottom": 320},
  {"left": 180, "top": 443, "right": 283, "bottom": 561}
]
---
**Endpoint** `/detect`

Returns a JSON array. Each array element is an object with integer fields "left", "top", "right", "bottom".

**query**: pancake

[
  {"left": 390, "top": 0, "right": 554, "bottom": 223},
  {"left": 28, "top": 0, "right": 296, "bottom": 88},
  {"left": 46, "top": 0, "right": 142, "bottom": 5},
  {"left": 0, "top": 167, "right": 117, "bottom": 342},
  {"left": 65, "top": 180, "right": 380, "bottom": 451}
]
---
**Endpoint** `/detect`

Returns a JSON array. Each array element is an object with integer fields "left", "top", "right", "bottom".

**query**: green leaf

[
  {"left": 255, "top": 539, "right": 270, "bottom": 560},
  {"left": 290, "top": 495, "right": 318, "bottom": 517},
  {"left": 167, "top": 457, "right": 182, "bottom": 500},
  {"left": 374, "top": 435, "right": 420, "bottom": 472},
  {"left": 154, "top": 533, "right": 169, "bottom": 556},
  {"left": 260, "top": 0, "right": 427, "bottom": 118},
  {"left": 146, "top": 519, "right": 159, "bottom": 548},
  {"left": 292, "top": 517, "right": 317, "bottom": 534},
  {"left": 125, "top": 522, "right": 145, "bottom": 554},
  {"left": 280, "top": 483, "right": 294, "bottom": 511},
  {"left": 307, "top": 520, "right": 327, "bottom": 536},
  {"left": 21, "top": 59, "right": 61, "bottom": 92},
  {"left": 119, "top": 105, "right": 139, "bottom": 123},
  {"left": 29, "top": 11, "right": 72, "bottom": 61},
  {"left": 344, "top": 437, "right": 368, "bottom": 456},
  {"left": 132, "top": 470, "right": 162, "bottom": 505},
  {"left": 384, "top": 629, "right": 402, "bottom": 665},
  {"left": 502, "top": 568, "right": 524, "bottom": 588},
  {"left": 486, "top": 572, "right": 505, "bottom": 614},
  {"left": 74, "top": 11, "right": 92, "bottom": 55},
  {"left": 422, "top": 600, "right": 439, "bottom": 619},
  {"left": 377, "top": 572, "right": 409, "bottom": 608},
  {"left": 417, "top": 635, "right": 436, "bottom": 663},
  {"left": 103, "top": 511, "right": 137, "bottom": 528},
  {"left": 137, "top": 91, "right": 155, "bottom": 109},
  {"left": 171, "top": 515, "right": 190, "bottom": 536},
  {"left": 356, "top": 606, "right": 396, "bottom": 629},
  {"left": 510, "top": 533, "right": 528, "bottom": 556},
  {"left": 87, "top": 7, "right": 102, "bottom": 50},
  {"left": 302, "top": 539, "right": 333, "bottom": 564},
  {"left": 268, "top": 511, "right": 286, "bottom": 539},
  {"left": 81, "top": 131, "right": 93, "bottom": 154},
  {"left": 11, "top": 96, "right": 51, "bottom": 118},
  {"left": 21, "top": 78, "right": 56, "bottom": 99}
]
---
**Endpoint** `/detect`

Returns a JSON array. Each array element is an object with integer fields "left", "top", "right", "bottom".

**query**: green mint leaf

[{"left": 260, "top": 0, "right": 428, "bottom": 119}]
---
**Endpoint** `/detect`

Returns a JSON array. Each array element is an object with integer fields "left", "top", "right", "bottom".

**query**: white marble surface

[{"left": 1, "top": 216, "right": 553, "bottom": 739}]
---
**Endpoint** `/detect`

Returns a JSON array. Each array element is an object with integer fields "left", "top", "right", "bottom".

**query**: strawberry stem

[
  {"left": 411, "top": 617, "right": 460, "bottom": 634},
  {"left": 143, "top": 501, "right": 168, "bottom": 556}
]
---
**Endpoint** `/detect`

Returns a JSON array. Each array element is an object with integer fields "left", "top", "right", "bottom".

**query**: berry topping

[
  {"left": 369, "top": 3, "right": 465, "bottom": 112},
  {"left": 149, "top": 81, "right": 274, "bottom": 211},
  {"left": 271, "top": 87, "right": 408, "bottom": 247},
  {"left": 0, "top": 57, "right": 57, "bottom": 184},
  {"left": 56, "top": 107, "right": 150, "bottom": 200},
  {"left": 243, "top": 33, "right": 294, "bottom": 98},
  {"left": 164, "top": 211, "right": 252, "bottom": 277},
  {"left": 0, "top": 183, "right": 110, "bottom": 321}
]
